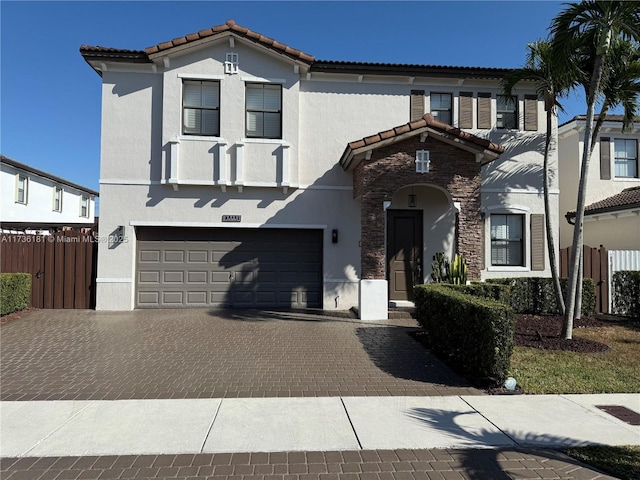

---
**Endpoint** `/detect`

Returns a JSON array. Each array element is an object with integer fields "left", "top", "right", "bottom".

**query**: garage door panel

[
  {"left": 163, "top": 271, "right": 184, "bottom": 283},
  {"left": 136, "top": 228, "right": 322, "bottom": 308}
]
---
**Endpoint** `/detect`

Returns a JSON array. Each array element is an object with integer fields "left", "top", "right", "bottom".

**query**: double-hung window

[
  {"left": 430, "top": 93, "right": 452, "bottom": 125},
  {"left": 491, "top": 214, "right": 524, "bottom": 266},
  {"left": 16, "top": 175, "right": 28, "bottom": 204},
  {"left": 80, "top": 196, "right": 89, "bottom": 218},
  {"left": 246, "top": 83, "right": 282, "bottom": 139},
  {"left": 497, "top": 95, "right": 517, "bottom": 129},
  {"left": 182, "top": 80, "right": 220, "bottom": 136},
  {"left": 614, "top": 138, "right": 638, "bottom": 178},
  {"left": 53, "top": 186, "right": 63, "bottom": 212}
]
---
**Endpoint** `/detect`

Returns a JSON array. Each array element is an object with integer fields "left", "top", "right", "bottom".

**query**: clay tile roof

[
  {"left": 79, "top": 45, "right": 150, "bottom": 63},
  {"left": 142, "top": 19, "right": 315, "bottom": 64},
  {"left": 346, "top": 114, "right": 505, "bottom": 155},
  {"left": 567, "top": 186, "right": 640, "bottom": 217}
]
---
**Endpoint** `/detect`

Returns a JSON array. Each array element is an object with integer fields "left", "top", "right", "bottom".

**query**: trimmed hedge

[
  {"left": 0, "top": 273, "right": 31, "bottom": 316},
  {"left": 414, "top": 284, "right": 515, "bottom": 384},
  {"left": 486, "top": 277, "right": 595, "bottom": 316},
  {"left": 612, "top": 271, "right": 640, "bottom": 319},
  {"left": 439, "top": 282, "right": 511, "bottom": 306}
]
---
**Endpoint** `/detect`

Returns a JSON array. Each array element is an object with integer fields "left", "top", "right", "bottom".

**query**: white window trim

[
  {"left": 15, "top": 174, "right": 28, "bottom": 204},
  {"left": 429, "top": 92, "right": 453, "bottom": 126},
  {"left": 177, "top": 73, "right": 225, "bottom": 80},
  {"left": 225, "top": 52, "right": 239, "bottom": 74},
  {"left": 80, "top": 196, "right": 90, "bottom": 218},
  {"left": 241, "top": 76, "right": 287, "bottom": 85},
  {"left": 415, "top": 150, "right": 430, "bottom": 173},
  {"left": 612, "top": 137, "right": 639, "bottom": 179},
  {"left": 485, "top": 206, "right": 531, "bottom": 271},
  {"left": 53, "top": 186, "right": 63, "bottom": 212},
  {"left": 496, "top": 94, "right": 519, "bottom": 130}
]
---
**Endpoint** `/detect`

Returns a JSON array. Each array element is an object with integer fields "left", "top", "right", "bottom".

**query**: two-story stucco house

[
  {"left": 1, "top": 155, "right": 98, "bottom": 234},
  {"left": 81, "top": 19, "right": 557, "bottom": 319},
  {"left": 558, "top": 115, "right": 640, "bottom": 251}
]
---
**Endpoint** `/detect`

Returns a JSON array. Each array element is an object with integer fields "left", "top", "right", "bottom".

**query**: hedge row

[
  {"left": 439, "top": 282, "right": 511, "bottom": 305},
  {"left": 0, "top": 273, "right": 31, "bottom": 316},
  {"left": 486, "top": 277, "right": 595, "bottom": 316},
  {"left": 414, "top": 284, "right": 515, "bottom": 384},
  {"left": 612, "top": 271, "right": 640, "bottom": 319}
]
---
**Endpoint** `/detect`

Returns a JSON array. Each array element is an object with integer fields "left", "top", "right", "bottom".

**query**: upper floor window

[
  {"left": 225, "top": 52, "right": 239, "bottom": 74},
  {"left": 497, "top": 95, "right": 517, "bottom": 129},
  {"left": 182, "top": 80, "right": 220, "bottom": 136},
  {"left": 430, "top": 93, "right": 452, "bottom": 125},
  {"left": 415, "top": 150, "right": 430, "bottom": 173},
  {"left": 16, "top": 175, "right": 28, "bottom": 204},
  {"left": 53, "top": 186, "right": 63, "bottom": 212},
  {"left": 614, "top": 138, "right": 638, "bottom": 178},
  {"left": 80, "top": 196, "right": 89, "bottom": 218},
  {"left": 246, "top": 83, "right": 282, "bottom": 139},
  {"left": 491, "top": 214, "right": 524, "bottom": 266}
]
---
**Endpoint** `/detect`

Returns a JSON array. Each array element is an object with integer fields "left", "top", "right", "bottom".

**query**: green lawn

[
  {"left": 564, "top": 445, "right": 640, "bottom": 480},
  {"left": 510, "top": 320, "right": 640, "bottom": 394}
]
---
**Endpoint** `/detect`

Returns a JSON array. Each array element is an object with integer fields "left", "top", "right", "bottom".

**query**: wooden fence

[
  {"left": 560, "top": 244, "right": 608, "bottom": 314},
  {"left": 1, "top": 231, "right": 97, "bottom": 309}
]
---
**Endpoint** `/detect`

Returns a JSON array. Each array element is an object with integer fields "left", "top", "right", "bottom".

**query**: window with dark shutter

[
  {"left": 524, "top": 95, "right": 538, "bottom": 131},
  {"left": 600, "top": 137, "right": 611, "bottom": 180},
  {"left": 477, "top": 93, "right": 491, "bottom": 129},
  {"left": 530, "top": 214, "right": 545, "bottom": 271},
  {"left": 459, "top": 92, "right": 473, "bottom": 129},
  {"left": 410, "top": 90, "right": 425, "bottom": 121}
]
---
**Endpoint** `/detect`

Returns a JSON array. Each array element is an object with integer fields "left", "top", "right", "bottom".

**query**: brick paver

[
  {"left": 0, "top": 309, "right": 480, "bottom": 401},
  {"left": 0, "top": 449, "right": 616, "bottom": 480}
]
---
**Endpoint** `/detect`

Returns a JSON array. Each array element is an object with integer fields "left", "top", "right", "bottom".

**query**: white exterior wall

[
  {"left": 1, "top": 162, "right": 96, "bottom": 227},
  {"left": 93, "top": 33, "right": 554, "bottom": 310},
  {"left": 558, "top": 123, "right": 640, "bottom": 249}
]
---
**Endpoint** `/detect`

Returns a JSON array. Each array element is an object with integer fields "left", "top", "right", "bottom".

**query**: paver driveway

[{"left": 0, "top": 309, "right": 480, "bottom": 401}]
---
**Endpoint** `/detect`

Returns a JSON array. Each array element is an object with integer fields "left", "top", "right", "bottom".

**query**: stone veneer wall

[{"left": 354, "top": 136, "right": 483, "bottom": 280}]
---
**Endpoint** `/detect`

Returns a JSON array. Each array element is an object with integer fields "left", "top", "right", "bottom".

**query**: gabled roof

[
  {"left": 81, "top": 19, "right": 522, "bottom": 80},
  {"left": 340, "top": 114, "right": 505, "bottom": 170},
  {"left": 566, "top": 186, "right": 640, "bottom": 218},
  {"left": 0, "top": 155, "right": 99, "bottom": 197}
]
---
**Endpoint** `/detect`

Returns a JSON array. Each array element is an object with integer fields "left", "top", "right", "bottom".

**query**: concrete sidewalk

[{"left": 2, "top": 394, "right": 638, "bottom": 457}]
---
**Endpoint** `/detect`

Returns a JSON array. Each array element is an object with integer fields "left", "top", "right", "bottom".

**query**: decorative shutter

[
  {"left": 600, "top": 137, "right": 611, "bottom": 180},
  {"left": 524, "top": 94, "right": 538, "bottom": 131},
  {"left": 410, "top": 90, "right": 425, "bottom": 121},
  {"left": 477, "top": 93, "right": 491, "bottom": 129},
  {"left": 459, "top": 92, "right": 473, "bottom": 129},
  {"left": 530, "top": 214, "right": 545, "bottom": 271}
]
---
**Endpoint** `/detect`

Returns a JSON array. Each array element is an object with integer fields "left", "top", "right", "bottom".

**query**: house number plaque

[{"left": 222, "top": 215, "right": 242, "bottom": 222}]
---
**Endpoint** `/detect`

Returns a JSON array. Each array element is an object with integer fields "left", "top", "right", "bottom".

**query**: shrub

[
  {"left": 0, "top": 273, "right": 31, "bottom": 316},
  {"left": 486, "top": 277, "right": 595, "bottom": 316},
  {"left": 440, "top": 282, "right": 511, "bottom": 306},
  {"left": 613, "top": 271, "right": 640, "bottom": 319},
  {"left": 414, "top": 284, "right": 515, "bottom": 385}
]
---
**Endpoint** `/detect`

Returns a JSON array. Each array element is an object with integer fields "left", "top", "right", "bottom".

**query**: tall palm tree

[
  {"left": 550, "top": 0, "right": 640, "bottom": 339},
  {"left": 502, "top": 40, "right": 575, "bottom": 315}
]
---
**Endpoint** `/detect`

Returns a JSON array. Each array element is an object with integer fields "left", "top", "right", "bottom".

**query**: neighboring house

[
  {"left": 81, "top": 19, "right": 556, "bottom": 318},
  {"left": 559, "top": 115, "right": 640, "bottom": 251},
  {"left": 1, "top": 155, "right": 98, "bottom": 234}
]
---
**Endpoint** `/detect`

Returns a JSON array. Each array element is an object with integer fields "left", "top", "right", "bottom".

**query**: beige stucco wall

[
  {"left": 558, "top": 123, "right": 640, "bottom": 249},
  {"left": 94, "top": 33, "right": 555, "bottom": 310}
]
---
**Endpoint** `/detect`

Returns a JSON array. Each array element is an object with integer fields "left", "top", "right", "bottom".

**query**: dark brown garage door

[{"left": 136, "top": 228, "right": 322, "bottom": 308}]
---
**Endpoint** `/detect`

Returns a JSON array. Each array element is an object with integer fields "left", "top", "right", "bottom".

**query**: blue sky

[{"left": 1, "top": 1, "right": 590, "bottom": 197}]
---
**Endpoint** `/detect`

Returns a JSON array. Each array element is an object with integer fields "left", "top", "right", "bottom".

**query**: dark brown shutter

[
  {"left": 600, "top": 137, "right": 611, "bottom": 180},
  {"left": 530, "top": 214, "right": 545, "bottom": 271},
  {"left": 459, "top": 92, "right": 473, "bottom": 129},
  {"left": 524, "top": 95, "right": 538, "bottom": 131},
  {"left": 477, "top": 93, "right": 491, "bottom": 129},
  {"left": 410, "top": 90, "right": 425, "bottom": 121}
]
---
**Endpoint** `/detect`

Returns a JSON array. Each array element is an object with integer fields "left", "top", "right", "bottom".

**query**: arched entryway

[{"left": 386, "top": 185, "right": 456, "bottom": 301}]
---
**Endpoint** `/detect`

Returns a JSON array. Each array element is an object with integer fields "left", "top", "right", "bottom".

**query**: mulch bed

[
  {"left": 515, "top": 313, "right": 610, "bottom": 353},
  {"left": 0, "top": 307, "right": 38, "bottom": 325}
]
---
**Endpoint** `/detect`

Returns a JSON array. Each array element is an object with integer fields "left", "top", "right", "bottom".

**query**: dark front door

[{"left": 387, "top": 210, "right": 423, "bottom": 301}]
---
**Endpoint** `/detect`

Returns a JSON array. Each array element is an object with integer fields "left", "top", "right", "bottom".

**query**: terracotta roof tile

[
  {"left": 568, "top": 186, "right": 640, "bottom": 217},
  {"left": 344, "top": 114, "right": 505, "bottom": 164}
]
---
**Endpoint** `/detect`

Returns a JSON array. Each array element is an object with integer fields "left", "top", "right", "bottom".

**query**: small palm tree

[
  {"left": 502, "top": 40, "right": 575, "bottom": 315},
  {"left": 550, "top": 0, "right": 640, "bottom": 339}
]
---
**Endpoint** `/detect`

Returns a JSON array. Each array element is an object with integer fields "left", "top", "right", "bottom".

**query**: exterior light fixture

[{"left": 408, "top": 194, "right": 417, "bottom": 208}]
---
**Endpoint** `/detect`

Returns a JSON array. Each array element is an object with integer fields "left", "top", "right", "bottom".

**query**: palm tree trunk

[
  {"left": 545, "top": 107, "right": 565, "bottom": 314},
  {"left": 563, "top": 54, "right": 606, "bottom": 339}
]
